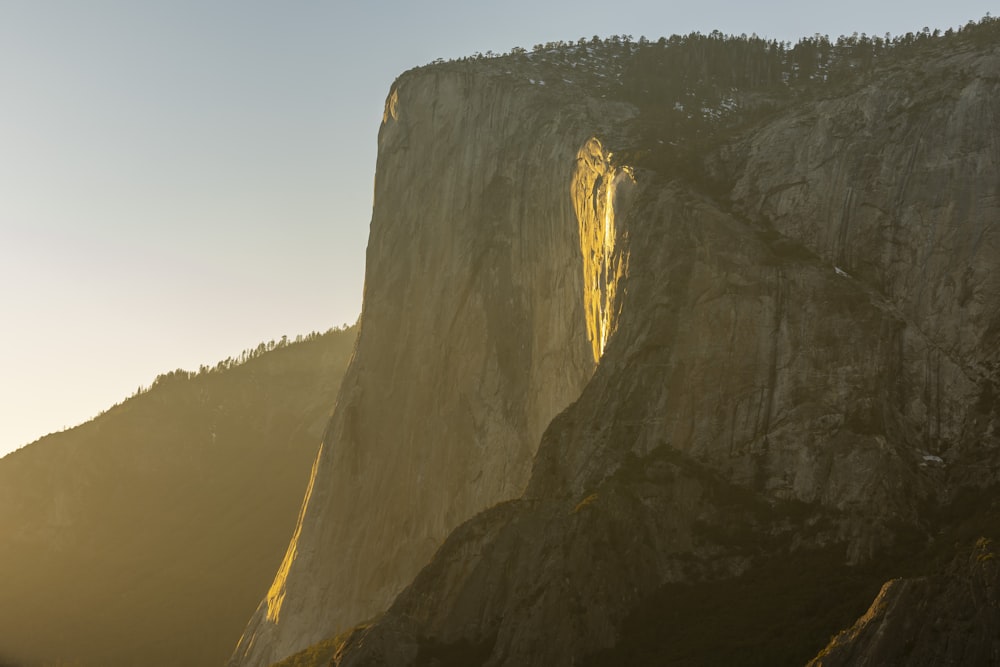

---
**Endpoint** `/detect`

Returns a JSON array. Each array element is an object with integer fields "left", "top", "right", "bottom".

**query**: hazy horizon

[{"left": 1, "top": 0, "right": 991, "bottom": 457}]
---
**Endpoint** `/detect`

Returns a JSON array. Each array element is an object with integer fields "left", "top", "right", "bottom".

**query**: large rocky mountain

[
  {"left": 236, "top": 20, "right": 1000, "bottom": 667},
  {"left": 0, "top": 327, "right": 356, "bottom": 667}
]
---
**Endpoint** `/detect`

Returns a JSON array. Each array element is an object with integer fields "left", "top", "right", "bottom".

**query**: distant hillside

[{"left": 0, "top": 325, "right": 357, "bottom": 667}]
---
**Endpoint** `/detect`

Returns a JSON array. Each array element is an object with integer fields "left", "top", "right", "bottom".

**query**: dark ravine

[{"left": 240, "top": 23, "right": 1000, "bottom": 667}]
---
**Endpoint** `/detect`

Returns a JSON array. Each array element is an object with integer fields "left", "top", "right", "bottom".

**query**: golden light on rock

[
  {"left": 572, "top": 137, "right": 634, "bottom": 362},
  {"left": 265, "top": 442, "right": 324, "bottom": 623}
]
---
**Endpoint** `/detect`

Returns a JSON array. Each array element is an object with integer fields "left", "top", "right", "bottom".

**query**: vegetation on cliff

[{"left": 418, "top": 15, "right": 1000, "bottom": 182}]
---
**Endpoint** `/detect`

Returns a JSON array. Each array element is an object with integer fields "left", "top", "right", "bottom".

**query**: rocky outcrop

[
  {"left": 321, "top": 33, "right": 1000, "bottom": 667},
  {"left": 230, "top": 67, "right": 638, "bottom": 666},
  {"left": 726, "top": 44, "right": 1000, "bottom": 500},
  {"left": 809, "top": 538, "right": 1000, "bottom": 666}
]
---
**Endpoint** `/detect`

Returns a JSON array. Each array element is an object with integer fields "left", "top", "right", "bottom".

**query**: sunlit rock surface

[{"left": 229, "top": 66, "right": 637, "bottom": 667}]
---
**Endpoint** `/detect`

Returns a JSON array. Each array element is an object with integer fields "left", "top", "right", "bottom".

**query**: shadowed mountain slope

[{"left": 0, "top": 326, "right": 356, "bottom": 667}]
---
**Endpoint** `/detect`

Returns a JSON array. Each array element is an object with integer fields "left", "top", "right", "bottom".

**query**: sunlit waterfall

[{"left": 572, "top": 138, "right": 634, "bottom": 363}]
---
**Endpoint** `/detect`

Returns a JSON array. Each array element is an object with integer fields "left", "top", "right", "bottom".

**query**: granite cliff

[
  {"left": 235, "top": 22, "right": 1000, "bottom": 666},
  {"left": 229, "top": 57, "right": 634, "bottom": 667}
]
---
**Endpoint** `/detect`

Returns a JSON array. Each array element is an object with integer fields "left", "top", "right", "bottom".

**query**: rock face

[
  {"left": 306, "top": 32, "right": 1000, "bottom": 667},
  {"left": 809, "top": 538, "right": 1000, "bottom": 666},
  {"left": 230, "top": 67, "right": 638, "bottom": 666},
  {"left": 725, "top": 46, "right": 1000, "bottom": 506}
]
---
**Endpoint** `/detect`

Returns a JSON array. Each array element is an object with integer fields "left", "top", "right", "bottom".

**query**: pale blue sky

[{"left": 0, "top": 0, "right": 992, "bottom": 456}]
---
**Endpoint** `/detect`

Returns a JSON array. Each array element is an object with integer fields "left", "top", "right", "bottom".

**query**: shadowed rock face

[
  {"left": 727, "top": 46, "right": 1000, "bottom": 498},
  {"left": 229, "top": 69, "right": 639, "bottom": 666},
  {"left": 317, "top": 38, "right": 1000, "bottom": 667}
]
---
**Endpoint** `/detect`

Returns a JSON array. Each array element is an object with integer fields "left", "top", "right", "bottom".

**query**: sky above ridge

[{"left": 0, "top": 0, "right": 992, "bottom": 456}]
